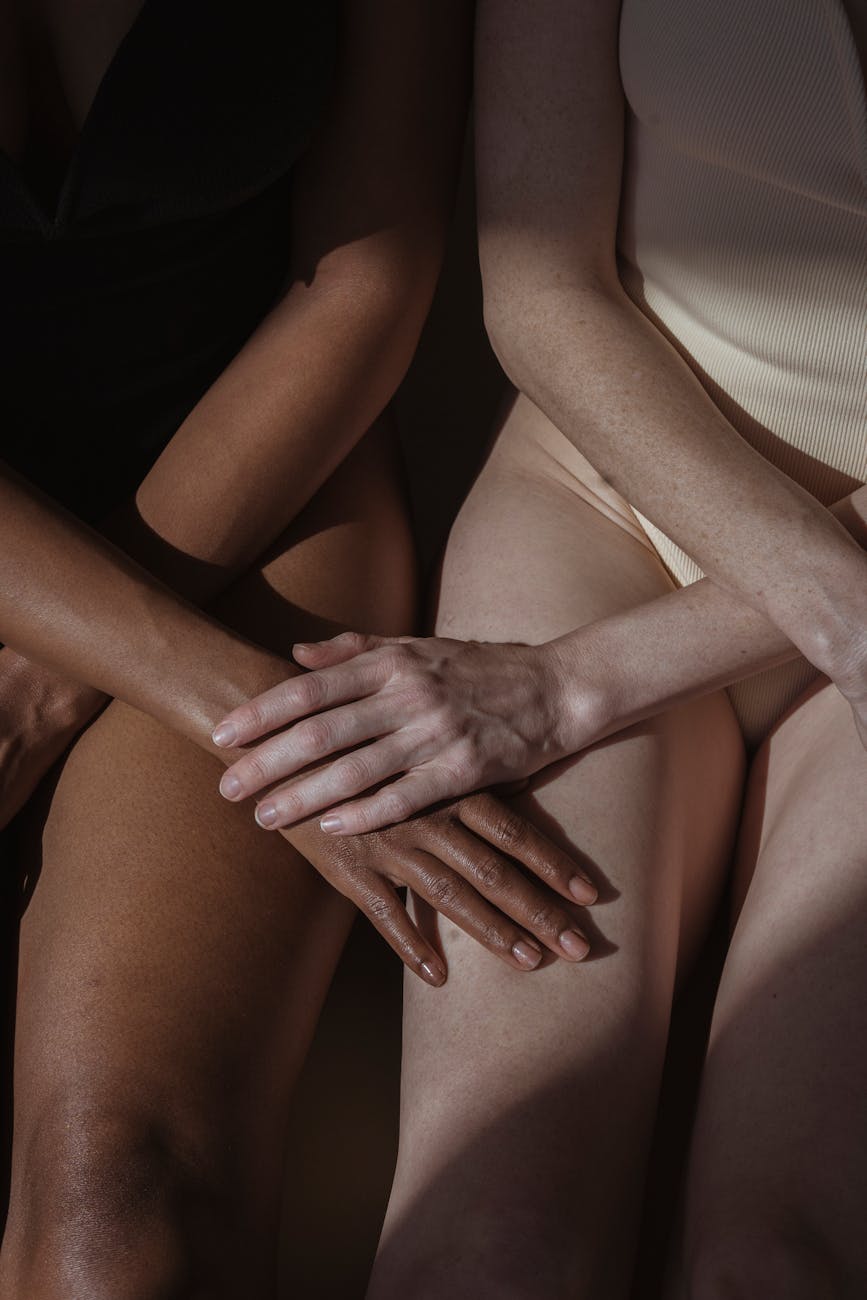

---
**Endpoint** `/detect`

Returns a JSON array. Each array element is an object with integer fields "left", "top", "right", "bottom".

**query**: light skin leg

[
  {"left": 0, "top": 426, "right": 415, "bottom": 1300},
  {"left": 367, "top": 403, "right": 746, "bottom": 1300},
  {"left": 672, "top": 679, "right": 867, "bottom": 1299}
]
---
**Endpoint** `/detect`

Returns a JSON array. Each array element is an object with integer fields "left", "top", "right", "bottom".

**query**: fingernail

[
  {"left": 212, "top": 723, "right": 237, "bottom": 748},
  {"left": 320, "top": 814, "right": 343, "bottom": 833},
  {"left": 568, "top": 874, "right": 598, "bottom": 905},
  {"left": 293, "top": 643, "right": 313, "bottom": 655},
  {"left": 255, "top": 803, "right": 278, "bottom": 828},
  {"left": 559, "top": 929, "right": 590, "bottom": 961},
  {"left": 420, "top": 958, "right": 446, "bottom": 987},
  {"left": 219, "top": 774, "right": 242, "bottom": 799},
  {"left": 512, "top": 939, "right": 543, "bottom": 970}
]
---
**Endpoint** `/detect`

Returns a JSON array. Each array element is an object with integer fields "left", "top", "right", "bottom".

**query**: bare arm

[
  {"left": 1, "top": 0, "right": 472, "bottom": 774},
  {"left": 111, "top": 0, "right": 472, "bottom": 595},
  {"left": 0, "top": 3, "right": 605, "bottom": 981},
  {"left": 201, "top": 485, "right": 867, "bottom": 835},
  {"left": 0, "top": 466, "right": 288, "bottom": 743},
  {"left": 202, "top": 1, "right": 867, "bottom": 829},
  {"left": 0, "top": 465, "right": 601, "bottom": 983},
  {"left": 551, "top": 487, "right": 867, "bottom": 750},
  {"left": 475, "top": 0, "right": 867, "bottom": 702}
]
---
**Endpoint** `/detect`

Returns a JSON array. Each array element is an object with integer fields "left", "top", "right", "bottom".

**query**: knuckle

[
  {"left": 475, "top": 855, "right": 506, "bottom": 893},
  {"left": 492, "top": 811, "right": 526, "bottom": 851},
  {"left": 240, "top": 701, "right": 269, "bottom": 737},
  {"left": 274, "top": 787, "right": 303, "bottom": 818},
  {"left": 363, "top": 890, "right": 397, "bottom": 924},
  {"left": 298, "top": 674, "right": 325, "bottom": 711},
  {"left": 242, "top": 751, "right": 271, "bottom": 787},
  {"left": 337, "top": 754, "right": 371, "bottom": 790},
  {"left": 381, "top": 790, "right": 411, "bottom": 825},
  {"left": 297, "top": 717, "right": 331, "bottom": 754},
  {"left": 332, "top": 837, "right": 365, "bottom": 877},
  {"left": 402, "top": 679, "right": 436, "bottom": 712},
  {"left": 478, "top": 920, "right": 509, "bottom": 951},
  {"left": 423, "top": 873, "right": 462, "bottom": 911},
  {"left": 383, "top": 644, "right": 409, "bottom": 674},
  {"left": 528, "top": 904, "right": 560, "bottom": 935},
  {"left": 450, "top": 746, "right": 479, "bottom": 783}
]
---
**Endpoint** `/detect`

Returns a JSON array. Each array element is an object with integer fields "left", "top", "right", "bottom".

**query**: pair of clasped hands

[{"left": 213, "top": 634, "right": 597, "bottom": 985}]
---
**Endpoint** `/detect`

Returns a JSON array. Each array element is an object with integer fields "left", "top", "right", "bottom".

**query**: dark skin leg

[{"left": 0, "top": 426, "right": 415, "bottom": 1300}]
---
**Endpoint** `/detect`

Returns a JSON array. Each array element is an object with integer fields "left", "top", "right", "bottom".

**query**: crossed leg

[
  {"left": 0, "top": 424, "right": 415, "bottom": 1300},
  {"left": 367, "top": 397, "right": 746, "bottom": 1299},
  {"left": 674, "top": 678, "right": 867, "bottom": 1299}
]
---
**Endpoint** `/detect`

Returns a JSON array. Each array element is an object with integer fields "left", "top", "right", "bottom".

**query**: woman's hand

[
  {"left": 278, "top": 789, "right": 598, "bottom": 984},
  {"left": 213, "top": 634, "right": 602, "bottom": 835},
  {"left": 0, "top": 649, "right": 105, "bottom": 829}
]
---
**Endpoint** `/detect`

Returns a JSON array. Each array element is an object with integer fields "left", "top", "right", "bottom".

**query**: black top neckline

[{"left": 0, "top": 0, "right": 154, "bottom": 234}]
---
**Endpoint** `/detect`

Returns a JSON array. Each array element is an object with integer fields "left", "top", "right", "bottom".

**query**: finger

[
  {"left": 458, "top": 792, "right": 598, "bottom": 906},
  {"left": 437, "top": 823, "right": 591, "bottom": 962},
  {"left": 252, "top": 737, "right": 416, "bottom": 830},
  {"left": 318, "top": 765, "right": 465, "bottom": 836},
  {"left": 211, "top": 658, "right": 387, "bottom": 748},
  {"left": 406, "top": 852, "right": 545, "bottom": 972},
  {"left": 218, "top": 696, "right": 404, "bottom": 801},
  {"left": 292, "top": 631, "right": 386, "bottom": 668},
  {"left": 353, "top": 874, "right": 448, "bottom": 987}
]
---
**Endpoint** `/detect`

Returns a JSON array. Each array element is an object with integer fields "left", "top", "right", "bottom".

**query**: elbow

[
  {"left": 481, "top": 279, "right": 535, "bottom": 391},
  {"left": 481, "top": 257, "right": 625, "bottom": 393}
]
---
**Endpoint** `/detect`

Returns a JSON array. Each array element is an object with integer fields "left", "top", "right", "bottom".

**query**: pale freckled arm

[{"left": 475, "top": 0, "right": 867, "bottom": 703}]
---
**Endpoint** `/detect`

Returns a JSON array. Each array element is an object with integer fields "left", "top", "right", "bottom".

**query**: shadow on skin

[{"left": 368, "top": 898, "right": 859, "bottom": 1300}]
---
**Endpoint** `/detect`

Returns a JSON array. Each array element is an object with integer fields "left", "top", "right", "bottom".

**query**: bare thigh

[
  {"left": 0, "top": 424, "right": 415, "bottom": 1300},
  {"left": 674, "top": 680, "right": 867, "bottom": 1300},
  {"left": 368, "top": 397, "right": 746, "bottom": 1300}
]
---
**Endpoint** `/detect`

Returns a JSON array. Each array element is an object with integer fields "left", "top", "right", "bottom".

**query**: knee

[
  {"left": 2, "top": 1102, "right": 240, "bottom": 1300},
  {"left": 685, "top": 1227, "right": 851, "bottom": 1300}
]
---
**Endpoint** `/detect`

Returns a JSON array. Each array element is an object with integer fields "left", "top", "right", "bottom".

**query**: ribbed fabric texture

[{"left": 616, "top": 0, "right": 867, "bottom": 746}]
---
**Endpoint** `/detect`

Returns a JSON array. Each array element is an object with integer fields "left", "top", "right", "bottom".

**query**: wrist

[
  {"left": 178, "top": 635, "right": 298, "bottom": 762},
  {"left": 794, "top": 550, "right": 867, "bottom": 687},
  {"left": 538, "top": 632, "right": 617, "bottom": 756},
  {"left": 755, "top": 506, "right": 867, "bottom": 680},
  {"left": 3, "top": 650, "right": 104, "bottom": 732}
]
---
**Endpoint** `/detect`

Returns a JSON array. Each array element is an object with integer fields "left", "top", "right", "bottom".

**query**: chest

[
  {"left": 0, "top": 0, "right": 339, "bottom": 233},
  {"left": 0, "top": 0, "right": 145, "bottom": 205},
  {"left": 1, "top": 1, "right": 143, "bottom": 146}
]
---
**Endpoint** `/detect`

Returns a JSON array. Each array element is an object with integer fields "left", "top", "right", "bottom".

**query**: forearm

[
  {"left": 4, "top": 252, "right": 427, "bottom": 720},
  {"left": 0, "top": 467, "right": 292, "bottom": 749},
  {"left": 551, "top": 485, "right": 867, "bottom": 745},
  {"left": 487, "top": 278, "right": 867, "bottom": 680}
]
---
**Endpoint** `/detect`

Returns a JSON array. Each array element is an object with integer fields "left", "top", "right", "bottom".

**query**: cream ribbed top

[{"left": 616, "top": 0, "right": 867, "bottom": 744}]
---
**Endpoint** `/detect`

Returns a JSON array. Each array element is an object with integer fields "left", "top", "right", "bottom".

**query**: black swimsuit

[{"left": 0, "top": 0, "right": 337, "bottom": 521}]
